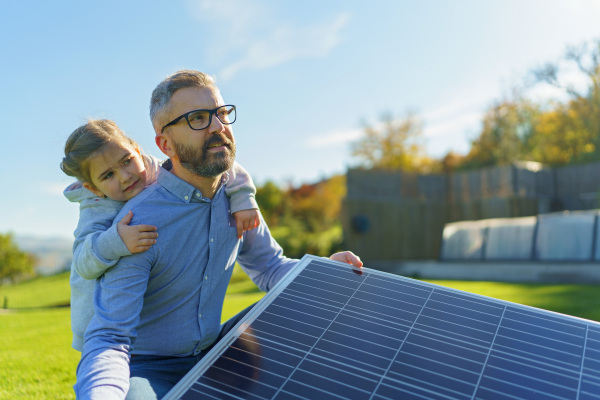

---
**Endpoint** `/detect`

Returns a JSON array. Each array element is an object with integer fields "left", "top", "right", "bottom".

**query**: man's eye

[
  {"left": 123, "top": 158, "right": 131, "bottom": 166},
  {"left": 188, "top": 112, "right": 207, "bottom": 124}
]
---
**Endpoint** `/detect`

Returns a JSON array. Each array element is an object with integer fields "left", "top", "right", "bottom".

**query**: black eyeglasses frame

[{"left": 160, "top": 105, "right": 236, "bottom": 133}]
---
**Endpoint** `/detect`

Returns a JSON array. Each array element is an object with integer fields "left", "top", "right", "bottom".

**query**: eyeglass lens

[{"left": 187, "top": 106, "right": 235, "bottom": 130}]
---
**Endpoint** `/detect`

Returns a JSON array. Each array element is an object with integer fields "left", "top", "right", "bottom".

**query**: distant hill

[{"left": 15, "top": 235, "right": 73, "bottom": 276}]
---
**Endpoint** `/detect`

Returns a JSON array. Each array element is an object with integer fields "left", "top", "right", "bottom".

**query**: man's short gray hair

[{"left": 149, "top": 70, "right": 218, "bottom": 134}]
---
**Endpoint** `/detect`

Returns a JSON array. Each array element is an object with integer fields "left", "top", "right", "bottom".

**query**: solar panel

[{"left": 164, "top": 255, "right": 600, "bottom": 400}]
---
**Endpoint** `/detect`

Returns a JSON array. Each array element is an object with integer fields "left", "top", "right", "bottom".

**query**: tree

[
  {"left": 439, "top": 151, "right": 465, "bottom": 173},
  {"left": 526, "top": 101, "right": 595, "bottom": 165},
  {"left": 351, "top": 111, "right": 436, "bottom": 172},
  {"left": 255, "top": 180, "right": 287, "bottom": 226},
  {"left": 529, "top": 39, "right": 600, "bottom": 164},
  {"left": 460, "top": 93, "right": 539, "bottom": 170},
  {"left": 0, "top": 233, "right": 36, "bottom": 283},
  {"left": 287, "top": 175, "right": 346, "bottom": 231},
  {"left": 255, "top": 176, "right": 347, "bottom": 258}
]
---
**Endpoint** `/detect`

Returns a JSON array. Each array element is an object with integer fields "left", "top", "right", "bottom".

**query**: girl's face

[{"left": 83, "top": 142, "right": 147, "bottom": 202}]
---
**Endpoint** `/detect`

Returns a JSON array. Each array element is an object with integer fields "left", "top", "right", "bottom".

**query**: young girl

[{"left": 61, "top": 119, "right": 260, "bottom": 351}]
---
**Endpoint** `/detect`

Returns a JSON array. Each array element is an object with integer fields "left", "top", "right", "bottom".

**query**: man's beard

[{"left": 172, "top": 134, "right": 236, "bottom": 177}]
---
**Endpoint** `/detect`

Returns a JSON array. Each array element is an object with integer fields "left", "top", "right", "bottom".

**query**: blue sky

[{"left": 2, "top": 0, "right": 600, "bottom": 240}]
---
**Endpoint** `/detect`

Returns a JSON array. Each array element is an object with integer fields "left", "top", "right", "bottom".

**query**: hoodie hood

[{"left": 63, "top": 182, "right": 98, "bottom": 204}]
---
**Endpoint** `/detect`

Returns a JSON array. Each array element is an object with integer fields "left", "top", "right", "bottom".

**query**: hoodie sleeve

[
  {"left": 72, "top": 197, "right": 131, "bottom": 280},
  {"left": 225, "top": 161, "right": 259, "bottom": 214},
  {"left": 142, "top": 154, "right": 163, "bottom": 186}
]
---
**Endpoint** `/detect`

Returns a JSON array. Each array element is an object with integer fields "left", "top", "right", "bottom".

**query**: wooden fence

[{"left": 343, "top": 161, "right": 600, "bottom": 262}]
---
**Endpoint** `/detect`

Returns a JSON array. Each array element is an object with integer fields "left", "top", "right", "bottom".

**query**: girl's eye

[
  {"left": 103, "top": 171, "right": 114, "bottom": 180},
  {"left": 123, "top": 157, "right": 131, "bottom": 166}
]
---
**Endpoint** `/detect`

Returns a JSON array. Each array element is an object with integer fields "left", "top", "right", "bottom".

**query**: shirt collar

[{"left": 157, "top": 167, "right": 226, "bottom": 203}]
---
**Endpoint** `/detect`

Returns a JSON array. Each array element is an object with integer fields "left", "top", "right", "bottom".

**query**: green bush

[{"left": 271, "top": 223, "right": 343, "bottom": 258}]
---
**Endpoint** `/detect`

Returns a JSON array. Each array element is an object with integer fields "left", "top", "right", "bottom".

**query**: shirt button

[
  {"left": 210, "top": 238, "right": 214, "bottom": 243},
  {"left": 204, "top": 276, "right": 208, "bottom": 281},
  {"left": 196, "top": 193, "right": 201, "bottom": 197},
  {"left": 198, "top": 314, "right": 202, "bottom": 319},
  {"left": 184, "top": 196, "right": 189, "bottom": 200}
]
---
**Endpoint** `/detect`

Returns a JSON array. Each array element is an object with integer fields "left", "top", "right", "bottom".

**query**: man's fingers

[
  {"left": 329, "top": 251, "right": 363, "bottom": 268},
  {"left": 346, "top": 252, "right": 363, "bottom": 268},
  {"left": 348, "top": 254, "right": 363, "bottom": 268}
]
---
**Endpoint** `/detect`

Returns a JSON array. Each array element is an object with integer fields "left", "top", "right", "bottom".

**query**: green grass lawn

[
  {"left": 0, "top": 271, "right": 71, "bottom": 309},
  {"left": 0, "top": 266, "right": 264, "bottom": 399},
  {"left": 0, "top": 307, "right": 80, "bottom": 400},
  {"left": 1, "top": 268, "right": 599, "bottom": 399},
  {"left": 425, "top": 279, "right": 600, "bottom": 322}
]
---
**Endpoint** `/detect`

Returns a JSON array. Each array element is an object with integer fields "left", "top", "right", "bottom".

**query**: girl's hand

[
  {"left": 233, "top": 209, "right": 260, "bottom": 239},
  {"left": 117, "top": 211, "right": 158, "bottom": 253}
]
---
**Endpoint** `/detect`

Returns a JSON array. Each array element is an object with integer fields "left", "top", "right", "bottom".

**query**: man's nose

[{"left": 208, "top": 112, "right": 225, "bottom": 134}]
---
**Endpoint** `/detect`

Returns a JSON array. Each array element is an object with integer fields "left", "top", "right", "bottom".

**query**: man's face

[{"left": 163, "top": 86, "right": 236, "bottom": 177}]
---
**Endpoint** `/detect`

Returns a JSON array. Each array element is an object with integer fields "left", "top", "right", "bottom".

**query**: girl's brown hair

[{"left": 60, "top": 119, "right": 139, "bottom": 184}]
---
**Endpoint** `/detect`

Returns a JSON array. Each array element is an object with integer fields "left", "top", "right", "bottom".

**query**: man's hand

[
  {"left": 329, "top": 251, "right": 363, "bottom": 269},
  {"left": 117, "top": 211, "right": 158, "bottom": 253},
  {"left": 233, "top": 209, "right": 260, "bottom": 239}
]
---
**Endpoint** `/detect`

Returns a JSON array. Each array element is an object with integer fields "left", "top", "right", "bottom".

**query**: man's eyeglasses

[{"left": 161, "top": 105, "right": 236, "bottom": 133}]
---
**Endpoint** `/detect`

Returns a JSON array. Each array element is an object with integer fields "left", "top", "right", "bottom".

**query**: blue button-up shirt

[{"left": 75, "top": 167, "right": 297, "bottom": 399}]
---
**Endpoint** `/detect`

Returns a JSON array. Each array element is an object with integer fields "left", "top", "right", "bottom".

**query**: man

[{"left": 75, "top": 70, "right": 362, "bottom": 399}]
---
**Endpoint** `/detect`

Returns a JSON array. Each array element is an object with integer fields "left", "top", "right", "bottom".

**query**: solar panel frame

[{"left": 164, "top": 254, "right": 600, "bottom": 400}]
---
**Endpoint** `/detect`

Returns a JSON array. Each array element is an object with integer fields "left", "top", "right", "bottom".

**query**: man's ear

[
  {"left": 82, "top": 182, "right": 105, "bottom": 198},
  {"left": 155, "top": 133, "right": 176, "bottom": 158}
]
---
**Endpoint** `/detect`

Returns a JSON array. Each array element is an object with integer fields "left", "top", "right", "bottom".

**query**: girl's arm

[
  {"left": 72, "top": 197, "right": 132, "bottom": 280},
  {"left": 225, "top": 162, "right": 260, "bottom": 238},
  {"left": 225, "top": 161, "right": 258, "bottom": 213}
]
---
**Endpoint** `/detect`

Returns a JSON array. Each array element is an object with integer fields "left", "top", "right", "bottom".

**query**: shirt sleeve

[
  {"left": 72, "top": 198, "right": 131, "bottom": 280},
  {"left": 225, "top": 161, "right": 259, "bottom": 213},
  {"left": 75, "top": 246, "right": 153, "bottom": 399},
  {"left": 236, "top": 212, "right": 298, "bottom": 292}
]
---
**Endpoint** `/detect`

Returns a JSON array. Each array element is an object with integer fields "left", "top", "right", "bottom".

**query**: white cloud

[
  {"left": 562, "top": 0, "right": 600, "bottom": 14},
  {"left": 306, "top": 127, "right": 363, "bottom": 149},
  {"left": 421, "top": 96, "right": 486, "bottom": 140},
  {"left": 424, "top": 111, "right": 482, "bottom": 139},
  {"left": 306, "top": 104, "right": 483, "bottom": 153},
  {"left": 42, "top": 181, "right": 70, "bottom": 196},
  {"left": 188, "top": 0, "right": 261, "bottom": 37},
  {"left": 221, "top": 14, "right": 349, "bottom": 79},
  {"left": 186, "top": 0, "right": 350, "bottom": 79},
  {"left": 419, "top": 99, "right": 488, "bottom": 157},
  {"left": 422, "top": 101, "right": 477, "bottom": 123}
]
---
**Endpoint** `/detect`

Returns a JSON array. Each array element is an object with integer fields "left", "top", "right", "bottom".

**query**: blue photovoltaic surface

[{"left": 164, "top": 255, "right": 600, "bottom": 400}]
